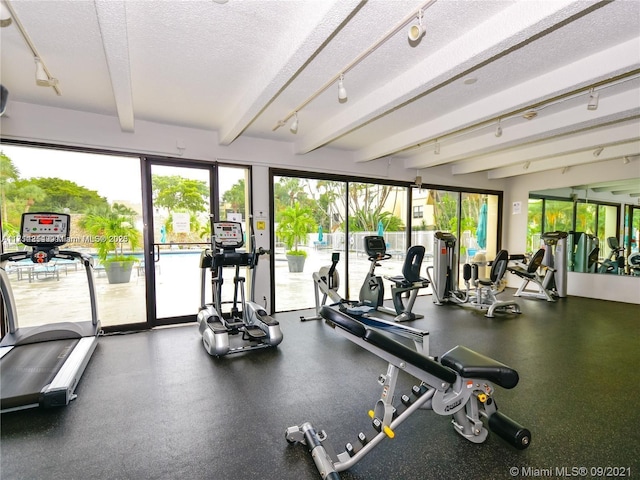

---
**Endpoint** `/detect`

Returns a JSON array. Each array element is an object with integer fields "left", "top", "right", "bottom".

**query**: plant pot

[
  {"left": 286, "top": 254, "right": 306, "bottom": 273},
  {"left": 105, "top": 261, "right": 135, "bottom": 284}
]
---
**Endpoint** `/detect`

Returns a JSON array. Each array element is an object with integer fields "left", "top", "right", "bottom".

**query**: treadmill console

[
  {"left": 213, "top": 221, "right": 244, "bottom": 249},
  {"left": 20, "top": 212, "right": 70, "bottom": 247}
]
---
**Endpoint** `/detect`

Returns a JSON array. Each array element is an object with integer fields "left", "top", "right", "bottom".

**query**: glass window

[
  {"left": 346, "top": 182, "right": 406, "bottom": 302},
  {"left": 273, "top": 176, "right": 347, "bottom": 312},
  {"left": 597, "top": 204, "right": 618, "bottom": 254},
  {"left": 544, "top": 199, "right": 574, "bottom": 234},
  {"left": 1, "top": 144, "right": 145, "bottom": 328},
  {"left": 527, "top": 198, "right": 543, "bottom": 252}
]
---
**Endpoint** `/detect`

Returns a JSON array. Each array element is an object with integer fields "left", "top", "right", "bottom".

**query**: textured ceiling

[{"left": 0, "top": 0, "right": 638, "bottom": 192}]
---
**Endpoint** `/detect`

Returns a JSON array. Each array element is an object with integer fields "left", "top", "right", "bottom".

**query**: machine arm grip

[{"left": 488, "top": 411, "right": 531, "bottom": 450}]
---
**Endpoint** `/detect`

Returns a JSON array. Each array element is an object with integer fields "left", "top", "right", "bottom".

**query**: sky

[{"left": 1, "top": 144, "right": 241, "bottom": 204}]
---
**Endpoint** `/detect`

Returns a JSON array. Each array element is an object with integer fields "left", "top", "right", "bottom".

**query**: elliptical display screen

[{"left": 213, "top": 221, "right": 244, "bottom": 249}]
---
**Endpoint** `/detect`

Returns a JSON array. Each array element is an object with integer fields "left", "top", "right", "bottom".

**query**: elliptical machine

[
  {"left": 358, "top": 236, "right": 429, "bottom": 322},
  {"left": 197, "top": 221, "right": 283, "bottom": 356}
]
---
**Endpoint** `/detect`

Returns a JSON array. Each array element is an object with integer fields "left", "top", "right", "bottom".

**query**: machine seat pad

[
  {"left": 440, "top": 345, "right": 519, "bottom": 389},
  {"left": 363, "top": 329, "right": 457, "bottom": 385},
  {"left": 507, "top": 266, "right": 536, "bottom": 279},
  {"left": 386, "top": 275, "right": 429, "bottom": 288},
  {"left": 320, "top": 306, "right": 366, "bottom": 338}
]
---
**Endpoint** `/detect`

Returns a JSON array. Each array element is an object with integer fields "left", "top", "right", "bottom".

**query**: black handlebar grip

[{"left": 488, "top": 411, "right": 531, "bottom": 450}]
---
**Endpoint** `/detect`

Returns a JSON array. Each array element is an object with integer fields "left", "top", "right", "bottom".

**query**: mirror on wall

[{"left": 528, "top": 178, "right": 640, "bottom": 276}]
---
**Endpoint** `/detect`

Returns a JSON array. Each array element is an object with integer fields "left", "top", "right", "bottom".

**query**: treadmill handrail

[{"left": 0, "top": 268, "right": 19, "bottom": 334}]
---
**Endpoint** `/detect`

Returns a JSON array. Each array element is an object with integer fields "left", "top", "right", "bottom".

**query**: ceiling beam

[
  {"left": 292, "top": 0, "right": 604, "bottom": 156},
  {"left": 217, "top": 0, "right": 364, "bottom": 146},
  {"left": 94, "top": 0, "right": 135, "bottom": 133},
  {"left": 381, "top": 40, "right": 639, "bottom": 168},
  {"left": 448, "top": 111, "right": 640, "bottom": 176},
  {"left": 487, "top": 139, "right": 640, "bottom": 179}
]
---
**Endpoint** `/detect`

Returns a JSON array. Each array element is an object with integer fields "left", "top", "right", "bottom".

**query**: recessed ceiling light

[{"left": 463, "top": 77, "right": 477, "bottom": 85}]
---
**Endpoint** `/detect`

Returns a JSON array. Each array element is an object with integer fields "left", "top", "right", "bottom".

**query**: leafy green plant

[
  {"left": 276, "top": 202, "right": 316, "bottom": 257},
  {"left": 80, "top": 204, "right": 141, "bottom": 264}
]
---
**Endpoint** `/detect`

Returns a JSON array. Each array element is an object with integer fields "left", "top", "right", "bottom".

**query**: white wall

[{"left": 504, "top": 158, "right": 640, "bottom": 304}]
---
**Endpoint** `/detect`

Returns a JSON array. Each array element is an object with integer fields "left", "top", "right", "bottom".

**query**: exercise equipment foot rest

[
  {"left": 488, "top": 410, "right": 531, "bottom": 450},
  {"left": 440, "top": 345, "right": 519, "bottom": 389},
  {"left": 244, "top": 326, "right": 267, "bottom": 339}
]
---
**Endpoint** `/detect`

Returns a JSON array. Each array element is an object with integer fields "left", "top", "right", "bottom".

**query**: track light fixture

[
  {"left": 587, "top": 88, "right": 599, "bottom": 111},
  {"left": 495, "top": 119, "right": 503, "bottom": 137},
  {"left": 593, "top": 146, "right": 604, "bottom": 157},
  {"left": 408, "top": 9, "right": 425, "bottom": 42},
  {"left": 337, "top": 74, "right": 347, "bottom": 102},
  {"left": 0, "top": 1, "right": 12, "bottom": 27},
  {"left": 273, "top": 1, "right": 438, "bottom": 132},
  {"left": 3, "top": 2, "right": 61, "bottom": 94},
  {"left": 434, "top": 140, "right": 440, "bottom": 154},
  {"left": 34, "top": 57, "right": 58, "bottom": 87},
  {"left": 623, "top": 156, "right": 631, "bottom": 165},
  {"left": 290, "top": 112, "right": 299, "bottom": 134},
  {"left": 523, "top": 161, "right": 530, "bottom": 170}
]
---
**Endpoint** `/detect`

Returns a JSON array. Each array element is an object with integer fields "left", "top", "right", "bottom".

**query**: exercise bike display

[
  {"left": 426, "top": 231, "right": 521, "bottom": 318},
  {"left": 285, "top": 306, "right": 531, "bottom": 479},
  {"left": 197, "top": 221, "right": 283, "bottom": 356},
  {"left": 358, "top": 236, "right": 430, "bottom": 322}
]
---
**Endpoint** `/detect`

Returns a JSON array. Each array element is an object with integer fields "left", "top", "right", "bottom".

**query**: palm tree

[{"left": 276, "top": 202, "right": 316, "bottom": 255}]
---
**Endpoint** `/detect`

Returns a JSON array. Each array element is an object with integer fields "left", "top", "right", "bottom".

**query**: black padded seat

[
  {"left": 507, "top": 248, "right": 545, "bottom": 279},
  {"left": 440, "top": 345, "right": 519, "bottom": 389},
  {"left": 386, "top": 245, "right": 429, "bottom": 288},
  {"left": 478, "top": 249, "right": 509, "bottom": 286},
  {"left": 363, "top": 329, "right": 457, "bottom": 384}
]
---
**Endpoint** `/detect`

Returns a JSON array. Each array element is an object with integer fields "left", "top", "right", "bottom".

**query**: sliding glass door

[{"left": 145, "top": 160, "right": 251, "bottom": 326}]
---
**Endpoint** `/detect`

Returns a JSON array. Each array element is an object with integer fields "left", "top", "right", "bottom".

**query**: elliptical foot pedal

[{"left": 244, "top": 326, "right": 267, "bottom": 340}]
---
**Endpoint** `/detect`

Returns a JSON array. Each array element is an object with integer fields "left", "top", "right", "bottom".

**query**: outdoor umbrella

[{"left": 476, "top": 203, "right": 487, "bottom": 250}]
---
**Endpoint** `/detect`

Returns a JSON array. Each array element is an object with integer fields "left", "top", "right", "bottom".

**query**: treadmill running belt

[{"left": 1, "top": 339, "right": 79, "bottom": 410}]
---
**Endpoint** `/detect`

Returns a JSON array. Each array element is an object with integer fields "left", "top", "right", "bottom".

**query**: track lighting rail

[
  {"left": 273, "top": 0, "right": 437, "bottom": 133},
  {"left": 3, "top": 0, "right": 61, "bottom": 95}
]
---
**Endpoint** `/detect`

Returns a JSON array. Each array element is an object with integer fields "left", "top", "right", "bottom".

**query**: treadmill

[{"left": 0, "top": 212, "right": 100, "bottom": 412}]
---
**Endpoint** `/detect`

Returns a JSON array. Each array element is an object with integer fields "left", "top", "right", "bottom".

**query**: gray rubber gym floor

[{"left": 1, "top": 293, "right": 639, "bottom": 480}]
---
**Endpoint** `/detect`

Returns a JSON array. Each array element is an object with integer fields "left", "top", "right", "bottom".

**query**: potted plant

[
  {"left": 81, "top": 204, "right": 141, "bottom": 284},
  {"left": 276, "top": 202, "right": 316, "bottom": 273}
]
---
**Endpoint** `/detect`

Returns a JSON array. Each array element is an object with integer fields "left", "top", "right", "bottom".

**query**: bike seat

[{"left": 440, "top": 345, "right": 519, "bottom": 389}]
